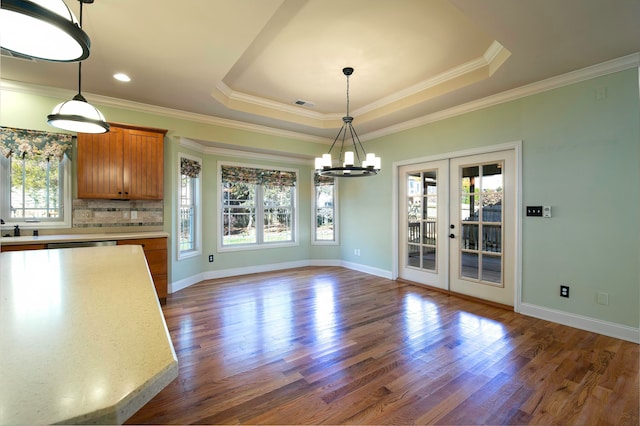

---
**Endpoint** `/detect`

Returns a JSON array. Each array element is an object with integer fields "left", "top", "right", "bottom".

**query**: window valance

[
  {"left": 181, "top": 158, "right": 202, "bottom": 178},
  {"left": 314, "top": 174, "right": 335, "bottom": 186},
  {"left": 0, "top": 126, "right": 73, "bottom": 162},
  {"left": 222, "top": 165, "right": 297, "bottom": 187}
]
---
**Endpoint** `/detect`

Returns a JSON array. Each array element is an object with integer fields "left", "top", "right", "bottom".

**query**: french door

[{"left": 398, "top": 150, "right": 515, "bottom": 306}]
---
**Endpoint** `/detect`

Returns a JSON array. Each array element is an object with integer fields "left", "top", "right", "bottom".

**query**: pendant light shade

[
  {"left": 0, "top": 0, "right": 90, "bottom": 62},
  {"left": 315, "top": 67, "right": 381, "bottom": 178},
  {"left": 48, "top": 93, "right": 109, "bottom": 133},
  {"left": 47, "top": 0, "right": 109, "bottom": 134}
]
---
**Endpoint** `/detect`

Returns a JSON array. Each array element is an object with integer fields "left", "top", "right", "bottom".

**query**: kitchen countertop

[
  {"left": 0, "top": 245, "right": 178, "bottom": 425},
  {"left": 0, "top": 231, "right": 168, "bottom": 246}
]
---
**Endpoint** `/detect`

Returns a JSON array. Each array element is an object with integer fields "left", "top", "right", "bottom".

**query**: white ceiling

[{"left": 1, "top": 0, "right": 639, "bottom": 142}]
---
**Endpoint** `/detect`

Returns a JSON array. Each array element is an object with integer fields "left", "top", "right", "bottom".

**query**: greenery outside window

[
  {"left": 177, "top": 153, "right": 202, "bottom": 259},
  {"left": 219, "top": 162, "right": 298, "bottom": 250},
  {"left": 0, "top": 127, "right": 71, "bottom": 228},
  {"left": 312, "top": 172, "right": 338, "bottom": 244}
]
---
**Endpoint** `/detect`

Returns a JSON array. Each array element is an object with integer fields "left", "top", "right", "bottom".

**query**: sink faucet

[{"left": 14, "top": 225, "right": 20, "bottom": 237}]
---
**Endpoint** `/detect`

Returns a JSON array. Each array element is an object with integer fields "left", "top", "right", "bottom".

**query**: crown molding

[
  {"left": 178, "top": 137, "right": 313, "bottom": 165},
  {"left": 354, "top": 41, "right": 510, "bottom": 117},
  {"left": 210, "top": 41, "right": 510, "bottom": 122},
  {"left": 0, "top": 79, "right": 329, "bottom": 145},
  {"left": 363, "top": 53, "right": 640, "bottom": 141}
]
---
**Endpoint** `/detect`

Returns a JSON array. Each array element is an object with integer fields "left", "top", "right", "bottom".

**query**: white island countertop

[{"left": 0, "top": 245, "right": 178, "bottom": 425}]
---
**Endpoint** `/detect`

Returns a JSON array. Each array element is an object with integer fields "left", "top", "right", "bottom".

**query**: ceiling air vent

[
  {"left": 1, "top": 48, "right": 37, "bottom": 61},
  {"left": 294, "top": 99, "right": 315, "bottom": 107}
]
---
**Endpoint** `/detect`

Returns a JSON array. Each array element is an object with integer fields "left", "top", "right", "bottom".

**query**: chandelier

[
  {"left": 47, "top": 0, "right": 109, "bottom": 134},
  {"left": 315, "top": 67, "right": 381, "bottom": 177}
]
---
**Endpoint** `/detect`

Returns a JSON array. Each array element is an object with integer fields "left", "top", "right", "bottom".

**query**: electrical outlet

[
  {"left": 560, "top": 285, "right": 570, "bottom": 298},
  {"left": 208, "top": 254, "right": 214, "bottom": 262}
]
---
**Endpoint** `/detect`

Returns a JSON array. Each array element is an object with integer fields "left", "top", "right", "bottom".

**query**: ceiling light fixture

[
  {"left": 113, "top": 72, "right": 130, "bottom": 82},
  {"left": 315, "top": 67, "right": 380, "bottom": 178},
  {"left": 47, "top": 0, "right": 109, "bottom": 134},
  {"left": 0, "top": 0, "right": 90, "bottom": 62}
]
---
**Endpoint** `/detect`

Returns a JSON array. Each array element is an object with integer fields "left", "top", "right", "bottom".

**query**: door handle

[{"left": 449, "top": 233, "right": 455, "bottom": 239}]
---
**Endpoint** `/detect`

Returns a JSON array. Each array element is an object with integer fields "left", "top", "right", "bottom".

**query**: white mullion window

[
  {"left": 219, "top": 162, "right": 298, "bottom": 251},
  {"left": 312, "top": 172, "right": 338, "bottom": 245},
  {"left": 177, "top": 153, "right": 202, "bottom": 260}
]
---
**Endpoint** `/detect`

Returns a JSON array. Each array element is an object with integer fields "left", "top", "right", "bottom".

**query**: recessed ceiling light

[{"left": 113, "top": 73, "right": 130, "bottom": 82}]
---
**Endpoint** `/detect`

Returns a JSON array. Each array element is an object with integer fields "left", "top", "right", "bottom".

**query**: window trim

[
  {"left": 176, "top": 152, "right": 202, "bottom": 261},
  {"left": 217, "top": 161, "right": 299, "bottom": 252},
  {"left": 0, "top": 154, "right": 71, "bottom": 229},
  {"left": 311, "top": 170, "right": 339, "bottom": 246}
]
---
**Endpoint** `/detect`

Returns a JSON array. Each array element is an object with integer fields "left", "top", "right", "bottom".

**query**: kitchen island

[{"left": 0, "top": 245, "right": 178, "bottom": 425}]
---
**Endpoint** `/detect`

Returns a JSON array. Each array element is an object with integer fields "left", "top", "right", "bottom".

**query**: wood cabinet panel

[
  {"left": 78, "top": 124, "right": 165, "bottom": 200},
  {"left": 77, "top": 128, "right": 125, "bottom": 199}
]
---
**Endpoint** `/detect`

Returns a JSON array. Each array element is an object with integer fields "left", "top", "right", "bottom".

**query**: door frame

[{"left": 391, "top": 141, "right": 523, "bottom": 312}]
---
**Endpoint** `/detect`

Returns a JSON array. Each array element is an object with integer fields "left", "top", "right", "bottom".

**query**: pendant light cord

[
  {"left": 77, "top": 0, "right": 84, "bottom": 96},
  {"left": 345, "top": 73, "right": 350, "bottom": 117}
]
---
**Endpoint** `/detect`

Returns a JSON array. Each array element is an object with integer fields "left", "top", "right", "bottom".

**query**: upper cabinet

[{"left": 77, "top": 124, "right": 167, "bottom": 200}]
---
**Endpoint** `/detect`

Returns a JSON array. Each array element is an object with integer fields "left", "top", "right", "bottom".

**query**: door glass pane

[
  {"left": 461, "top": 166, "right": 480, "bottom": 222},
  {"left": 408, "top": 244, "right": 420, "bottom": 267},
  {"left": 424, "top": 195, "right": 437, "bottom": 220},
  {"left": 482, "top": 254, "right": 501, "bottom": 284},
  {"left": 408, "top": 222, "right": 420, "bottom": 243},
  {"left": 422, "top": 247, "right": 436, "bottom": 270},
  {"left": 423, "top": 221, "right": 436, "bottom": 245},
  {"left": 461, "top": 195, "right": 480, "bottom": 222},
  {"left": 482, "top": 225, "right": 502, "bottom": 253},
  {"left": 424, "top": 171, "right": 437, "bottom": 195},
  {"left": 461, "top": 223, "right": 479, "bottom": 250},
  {"left": 482, "top": 163, "right": 503, "bottom": 222},
  {"left": 408, "top": 173, "right": 421, "bottom": 196},
  {"left": 461, "top": 252, "right": 479, "bottom": 279}
]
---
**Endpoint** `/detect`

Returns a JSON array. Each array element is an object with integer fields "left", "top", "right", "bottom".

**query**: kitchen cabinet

[
  {"left": 117, "top": 237, "right": 168, "bottom": 304},
  {"left": 77, "top": 123, "right": 167, "bottom": 200}
]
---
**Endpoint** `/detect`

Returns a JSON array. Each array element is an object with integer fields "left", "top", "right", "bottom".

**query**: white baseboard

[
  {"left": 520, "top": 303, "right": 639, "bottom": 344},
  {"left": 169, "top": 259, "right": 392, "bottom": 293},
  {"left": 340, "top": 260, "right": 393, "bottom": 279}
]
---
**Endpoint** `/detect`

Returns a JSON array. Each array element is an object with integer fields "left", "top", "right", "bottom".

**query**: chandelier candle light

[{"left": 315, "top": 67, "right": 381, "bottom": 177}]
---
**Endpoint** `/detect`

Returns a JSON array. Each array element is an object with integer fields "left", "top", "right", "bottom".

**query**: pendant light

[
  {"left": 315, "top": 67, "right": 381, "bottom": 178},
  {"left": 47, "top": 0, "right": 109, "bottom": 134},
  {"left": 0, "top": 0, "right": 90, "bottom": 62}
]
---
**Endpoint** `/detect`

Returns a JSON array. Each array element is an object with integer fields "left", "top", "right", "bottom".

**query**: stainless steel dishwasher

[{"left": 46, "top": 240, "right": 117, "bottom": 249}]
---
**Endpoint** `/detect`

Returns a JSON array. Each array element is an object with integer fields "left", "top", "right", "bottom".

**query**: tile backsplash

[{"left": 73, "top": 199, "right": 164, "bottom": 228}]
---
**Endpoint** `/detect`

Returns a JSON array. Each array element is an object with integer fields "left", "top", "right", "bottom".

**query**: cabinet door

[
  {"left": 77, "top": 128, "right": 125, "bottom": 199},
  {"left": 124, "top": 129, "right": 164, "bottom": 200}
]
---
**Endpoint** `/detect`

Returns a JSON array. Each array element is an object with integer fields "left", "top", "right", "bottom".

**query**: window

[
  {"left": 219, "top": 163, "right": 297, "bottom": 250},
  {"left": 313, "top": 173, "right": 338, "bottom": 244},
  {"left": 177, "top": 154, "right": 202, "bottom": 259},
  {"left": 0, "top": 127, "right": 72, "bottom": 228}
]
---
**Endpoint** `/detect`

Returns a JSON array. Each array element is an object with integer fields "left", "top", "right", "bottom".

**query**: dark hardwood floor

[{"left": 127, "top": 267, "right": 639, "bottom": 425}]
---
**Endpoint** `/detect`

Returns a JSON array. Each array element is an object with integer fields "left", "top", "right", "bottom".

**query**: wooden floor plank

[{"left": 126, "top": 266, "right": 639, "bottom": 425}]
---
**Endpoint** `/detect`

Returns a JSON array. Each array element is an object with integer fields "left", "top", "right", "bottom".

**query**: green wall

[{"left": 1, "top": 66, "right": 638, "bottom": 331}]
